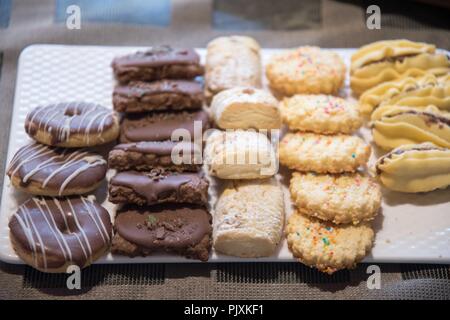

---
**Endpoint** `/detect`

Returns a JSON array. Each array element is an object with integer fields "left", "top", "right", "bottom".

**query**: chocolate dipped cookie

[
  {"left": 108, "top": 141, "right": 202, "bottom": 172},
  {"left": 7, "top": 143, "right": 107, "bottom": 196},
  {"left": 9, "top": 196, "right": 112, "bottom": 273},
  {"left": 25, "top": 102, "right": 120, "bottom": 148},
  {"left": 113, "top": 80, "right": 204, "bottom": 113},
  {"left": 108, "top": 170, "right": 209, "bottom": 206},
  {"left": 119, "top": 110, "right": 209, "bottom": 143},
  {"left": 111, "top": 46, "right": 204, "bottom": 84},
  {"left": 112, "top": 204, "right": 212, "bottom": 261}
]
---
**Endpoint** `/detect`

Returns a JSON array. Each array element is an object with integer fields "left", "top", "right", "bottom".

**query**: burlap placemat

[{"left": 0, "top": 0, "right": 449, "bottom": 299}]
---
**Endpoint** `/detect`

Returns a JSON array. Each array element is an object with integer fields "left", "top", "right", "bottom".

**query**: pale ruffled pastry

[
  {"left": 213, "top": 179, "right": 284, "bottom": 258},
  {"left": 286, "top": 212, "right": 374, "bottom": 274},
  {"left": 372, "top": 108, "right": 450, "bottom": 150},
  {"left": 205, "top": 130, "right": 277, "bottom": 179},
  {"left": 351, "top": 53, "right": 450, "bottom": 96},
  {"left": 205, "top": 36, "right": 262, "bottom": 102},
  {"left": 266, "top": 47, "right": 346, "bottom": 96},
  {"left": 370, "top": 105, "right": 450, "bottom": 121},
  {"left": 350, "top": 40, "right": 450, "bottom": 95},
  {"left": 290, "top": 172, "right": 382, "bottom": 225},
  {"left": 279, "top": 132, "right": 370, "bottom": 173},
  {"left": 210, "top": 87, "right": 281, "bottom": 130},
  {"left": 359, "top": 74, "right": 450, "bottom": 115},
  {"left": 375, "top": 142, "right": 450, "bottom": 193},
  {"left": 280, "top": 94, "right": 362, "bottom": 134},
  {"left": 351, "top": 39, "right": 436, "bottom": 72}
]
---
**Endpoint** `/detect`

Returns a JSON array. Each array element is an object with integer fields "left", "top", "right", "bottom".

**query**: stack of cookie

[
  {"left": 278, "top": 95, "right": 382, "bottom": 274},
  {"left": 6, "top": 101, "right": 118, "bottom": 272},
  {"left": 351, "top": 39, "right": 450, "bottom": 193},
  {"left": 265, "top": 45, "right": 382, "bottom": 274},
  {"left": 204, "top": 36, "right": 285, "bottom": 258},
  {"left": 108, "top": 46, "right": 212, "bottom": 261}
]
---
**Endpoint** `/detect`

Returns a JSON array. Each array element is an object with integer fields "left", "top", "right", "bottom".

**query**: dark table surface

[{"left": 0, "top": 0, "right": 449, "bottom": 300}]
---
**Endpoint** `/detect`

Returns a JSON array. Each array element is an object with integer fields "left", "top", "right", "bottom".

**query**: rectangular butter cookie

[
  {"left": 205, "top": 130, "right": 277, "bottom": 179},
  {"left": 213, "top": 179, "right": 285, "bottom": 258},
  {"left": 205, "top": 36, "right": 262, "bottom": 102}
]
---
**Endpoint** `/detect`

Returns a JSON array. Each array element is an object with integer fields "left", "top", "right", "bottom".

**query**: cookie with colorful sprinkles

[
  {"left": 290, "top": 172, "right": 382, "bottom": 225},
  {"left": 265, "top": 46, "right": 346, "bottom": 97},
  {"left": 279, "top": 132, "right": 371, "bottom": 173},
  {"left": 280, "top": 94, "right": 362, "bottom": 134},
  {"left": 286, "top": 212, "right": 374, "bottom": 274}
]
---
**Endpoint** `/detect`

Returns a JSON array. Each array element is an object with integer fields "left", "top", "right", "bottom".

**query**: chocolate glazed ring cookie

[
  {"left": 9, "top": 196, "right": 112, "bottom": 273},
  {"left": 7, "top": 143, "right": 107, "bottom": 196},
  {"left": 25, "top": 102, "right": 120, "bottom": 147}
]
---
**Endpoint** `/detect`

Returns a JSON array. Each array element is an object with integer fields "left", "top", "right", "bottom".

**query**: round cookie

[
  {"left": 9, "top": 196, "right": 112, "bottom": 273},
  {"left": 266, "top": 46, "right": 346, "bottom": 97},
  {"left": 280, "top": 94, "right": 362, "bottom": 134},
  {"left": 7, "top": 143, "right": 107, "bottom": 196},
  {"left": 25, "top": 102, "right": 120, "bottom": 147},
  {"left": 286, "top": 212, "right": 374, "bottom": 274},
  {"left": 290, "top": 172, "right": 382, "bottom": 225}
]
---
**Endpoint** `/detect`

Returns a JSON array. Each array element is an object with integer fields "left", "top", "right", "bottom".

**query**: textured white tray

[{"left": 0, "top": 44, "right": 449, "bottom": 265}]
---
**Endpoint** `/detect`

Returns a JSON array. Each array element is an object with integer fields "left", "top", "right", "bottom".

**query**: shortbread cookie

[
  {"left": 279, "top": 132, "right": 370, "bottom": 173},
  {"left": 266, "top": 47, "right": 346, "bottom": 96},
  {"left": 375, "top": 142, "right": 450, "bottom": 193},
  {"left": 286, "top": 212, "right": 374, "bottom": 274},
  {"left": 350, "top": 40, "right": 450, "bottom": 95},
  {"left": 372, "top": 109, "right": 450, "bottom": 150},
  {"left": 120, "top": 110, "right": 210, "bottom": 143},
  {"left": 280, "top": 94, "right": 362, "bottom": 134},
  {"left": 360, "top": 74, "right": 450, "bottom": 115},
  {"left": 205, "top": 130, "right": 277, "bottom": 179},
  {"left": 205, "top": 36, "right": 262, "bottom": 101},
  {"left": 113, "top": 80, "right": 203, "bottom": 113},
  {"left": 111, "top": 46, "right": 204, "bottom": 84},
  {"left": 7, "top": 143, "right": 107, "bottom": 196},
  {"left": 108, "top": 141, "right": 202, "bottom": 172},
  {"left": 214, "top": 179, "right": 284, "bottom": 258},
  {"left": 25, "top": 102, "right": 120, "bottom": 147},
  {"left": 290, "top": 172, "right": 382, "bottom": 225},
  {"left": 112, "top": 204, "right": 212, "bottom": 261},
  {"left": 109, "top": 170, "right": 209, "bottom": 206},
  {"left": 211, "top": 87, "right": 281, "bottom": 130},
  {"left": 9, "top": 196, "right": 112, "bottom": 273}
]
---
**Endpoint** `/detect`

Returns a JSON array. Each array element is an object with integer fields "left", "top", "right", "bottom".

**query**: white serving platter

[{"left": 0, "top": 44, "right": 449, "bottom": 265}]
